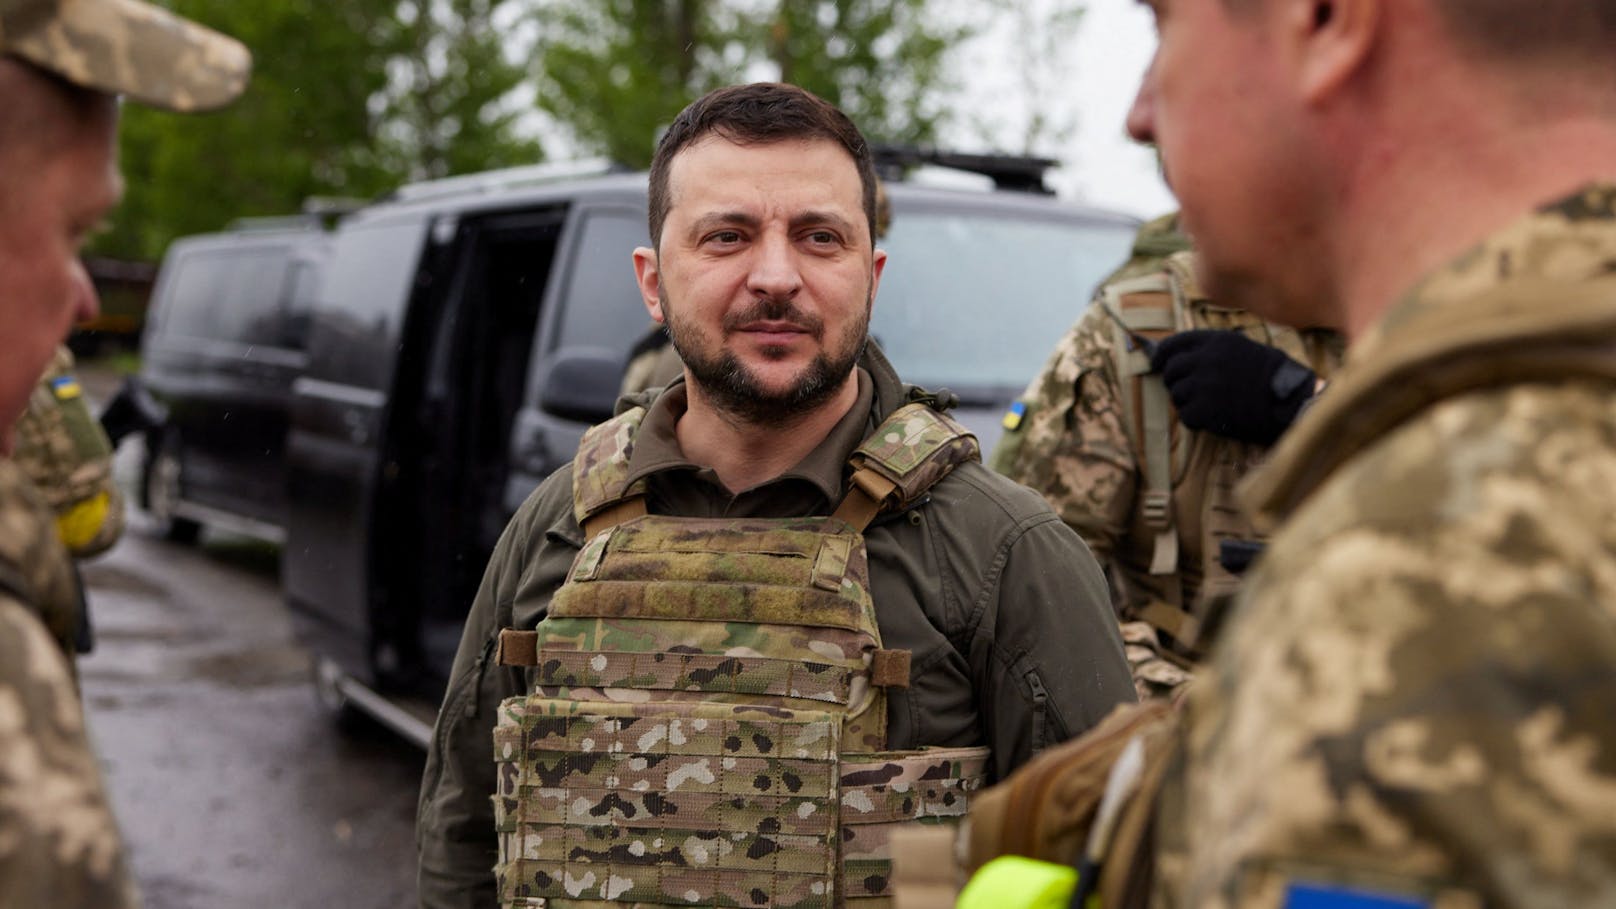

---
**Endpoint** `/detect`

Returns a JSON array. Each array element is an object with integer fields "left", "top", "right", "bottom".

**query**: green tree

[
  {"left": 533, "top": 0, "right": 747, "bottom": 169},
  {"left": 759, "top": 0, "right": 969, "bottom": 146},
  {"left": 380, "top": 0, "right": 543, "bottom": 181},
  {"left": 96, "top": 0, "right": 542, "bottom": 261}
]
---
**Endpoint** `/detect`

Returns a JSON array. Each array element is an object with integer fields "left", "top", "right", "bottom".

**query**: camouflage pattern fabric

[
  {"left": 12, "top": 346, "right": 124, "bottom": 559},
  {"left": 0, "top": 453, "right": 85, "bottom": 657},
  {"left": 1156, "top": 184, "right": 1616, "bottom": 908},
  {"left": 571, "top": 405, "right": 650, "bottom": 527},
  {"left": 0, "top": 0, "right": 249, "bottom": 112},
  {"left": 0, "top": 460, "right": 136, "bottom": 908},
  {"left": 996, "top": 249, "right": 1332, "bottom": 700},
  {"left": 498, "top": 407, "right": 988, "bottom": 908},
  {"left": 846, "top": 403, "right": 979, "bottom": 513}
]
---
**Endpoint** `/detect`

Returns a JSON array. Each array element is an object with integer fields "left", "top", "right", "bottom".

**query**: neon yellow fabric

[{"left": 957, "top": 856, "right": 1078, "bottom": 909}]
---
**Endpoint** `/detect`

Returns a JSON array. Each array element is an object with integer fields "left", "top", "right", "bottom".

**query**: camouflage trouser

[{"left": 1120, "top": 620, "right": 1193, "bottom": 700}]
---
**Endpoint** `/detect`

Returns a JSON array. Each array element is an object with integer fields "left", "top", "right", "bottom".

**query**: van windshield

[{"left": 872, "top": 209, "right": 1134, "bottom": 392}]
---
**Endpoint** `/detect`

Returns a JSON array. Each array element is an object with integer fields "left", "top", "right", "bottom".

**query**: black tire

[{"left": 141, "top": 430, "right": 202, "bottom": 544}]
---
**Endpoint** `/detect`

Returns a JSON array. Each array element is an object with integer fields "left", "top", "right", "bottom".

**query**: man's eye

[
  {"left": 806, "top": 230, "right": 838, "bottom": 245},
  {"left": 707, "top": 230, "right": 743, "bottom": 244}
]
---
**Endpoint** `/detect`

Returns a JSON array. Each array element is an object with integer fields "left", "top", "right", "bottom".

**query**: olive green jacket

[{"left": 416, "top": 344, "right": 1135, "bottom": 908}]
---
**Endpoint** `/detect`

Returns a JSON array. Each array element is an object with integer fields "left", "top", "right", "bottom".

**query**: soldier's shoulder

[
  {"left": 507, "top": 464, "right": 581, "bottom": 545},
  {"left": 932, "top": 459, "right": 1068, "bottom": 532}
]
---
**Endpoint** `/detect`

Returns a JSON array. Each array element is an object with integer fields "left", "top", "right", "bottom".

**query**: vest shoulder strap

[
  {"left": 1102, "top": 272, "right": 1187, "bottom": 597},
  {"left": 571, "top": 406, "right": 650, "bottom": 535},
  {"left": 833, "top": 402, "right": 980, "bottom": 531}
]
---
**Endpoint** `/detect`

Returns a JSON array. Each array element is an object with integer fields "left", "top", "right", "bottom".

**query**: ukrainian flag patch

[
  {"left": 1284, "top": 883, "right": 1430, "bottom": 909},
  {"left": 1001, "top": 400, "right": 1028, "bottom": 431},
  {"left": 50, "top": 376, "right": 82, "bottom": 400}
]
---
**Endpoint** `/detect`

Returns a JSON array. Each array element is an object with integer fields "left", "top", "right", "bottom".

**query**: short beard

[{"left": 663, "top": 290, "right": 869, "bottom": 428}]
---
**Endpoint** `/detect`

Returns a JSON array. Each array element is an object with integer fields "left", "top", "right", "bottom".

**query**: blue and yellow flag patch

[
  {"left": 50, "top": 376, "right": 83, "bottom": 400},
  {"left": 1284, "top": 883, "right": 1430, "bottom": 909},
  {"left": 1001, "top": 400, "right": 1028, "bottom": 432}
]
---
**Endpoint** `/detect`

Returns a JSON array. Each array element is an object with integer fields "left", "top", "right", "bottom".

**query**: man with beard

[
  {"left": 416, "top": 82, "right": 1134, "bottom": 909},
  {"left": 1119, "top": 0, "right": 1616, "bottom": 905}
]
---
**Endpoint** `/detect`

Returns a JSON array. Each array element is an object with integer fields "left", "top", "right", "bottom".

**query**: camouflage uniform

[
  {"left": 0, "top": 461, "right": 137, "bottom": 906},
  {"left": 418, "top": 343, "right": 1136, "bottom": 909},
  {"left": 13, "top": 346, "right": 125, "bottom": 560},
  {"left": 1, "top": 0, "right": 250, "bottom": 905},
  {"left": 996, "top": 246, "right": 1335, "bottom": 699},
  {"left": 1157, "top": 184, "right": 1616, "bottom": 907}
]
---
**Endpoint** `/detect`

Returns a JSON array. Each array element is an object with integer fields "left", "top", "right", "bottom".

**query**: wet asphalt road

[{"left": 78, "top": 479, "right": 425, "bottom": 907}]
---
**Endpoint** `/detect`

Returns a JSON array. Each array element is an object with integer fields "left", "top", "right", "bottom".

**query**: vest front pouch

[{"left": 495, "top": 514, "right": 987, "bottom": 908}]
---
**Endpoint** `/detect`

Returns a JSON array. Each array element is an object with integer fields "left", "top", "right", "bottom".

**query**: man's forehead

[{"left": 665, "top": 135, "right": 862, "bottom": 207}]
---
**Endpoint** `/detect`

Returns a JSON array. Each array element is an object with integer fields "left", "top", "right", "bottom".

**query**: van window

[
  {"left": 159, "top": 247, "right": 291, "bottom": 346},
  {"left": 553, "top": 211, "right": 651, "bottom": 356}
]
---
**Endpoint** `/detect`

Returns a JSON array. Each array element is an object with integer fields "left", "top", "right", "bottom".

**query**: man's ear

[
  {"left": 632, "top": 246, "right": 665, "bottom": 323},
  {"left": 1288, "top": 0, "right": 1380, "bottom": 103}
]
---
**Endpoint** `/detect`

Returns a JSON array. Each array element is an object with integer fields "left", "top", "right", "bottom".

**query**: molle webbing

[{"left": 494, "top": 511, "right": 988, "bottom": 907}]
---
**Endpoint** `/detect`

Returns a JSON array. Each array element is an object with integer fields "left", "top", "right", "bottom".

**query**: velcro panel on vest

[
  {"left": 571, "top": 406, "right": 651, "bottom": 531},
  {"left": 535, "top": 647, "right": 860, "bottom": 706},
  {"left": 494, "top": 697, "right": 842, "bottom": 907},
  {"left": 840, "top": 746, "right": 991, "bottom": 901},
  {"left": 497, "top": 629, "right": 539, "bottom": 667},
  {"left": 843, "top": 403, "right": 979, "bottom": 515},
  {"left": 869, "top": 650, "right": 911, "bottom": 689}
]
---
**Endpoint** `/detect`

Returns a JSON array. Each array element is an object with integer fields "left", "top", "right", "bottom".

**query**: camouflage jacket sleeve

[
  {"left": 999, "top": 305, "right": 1136, "bottom": 569},
  {"left": 416, "top": 467, "right": 582, "bottom": 909},
  {"left": 0, "top": 591, "right": 137, "bottom": 908},
  {"left": 12, "top": 348, "right": 124, "bottom": 559},
  {"left": 1161, "top": 386, "right": 1616, "bottom": 908}
]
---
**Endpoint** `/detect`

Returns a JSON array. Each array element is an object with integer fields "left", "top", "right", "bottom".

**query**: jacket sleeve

[
  {"left": 1000, "top": 309, "right": 1136, "bottom": 570},
  {"left": 970, "top": 509, "right": 1136, "bottom": 781},
  {"left": 416, "top": 471, "right": 577, "bottom": 909}
]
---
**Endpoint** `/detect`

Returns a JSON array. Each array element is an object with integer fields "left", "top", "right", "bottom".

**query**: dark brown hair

[
  {"left": 1435, "top": 0, "right": 1616, "bottom": 65},
  {"left": 646, "top": 82, "right": 878, "bottom": 251}
]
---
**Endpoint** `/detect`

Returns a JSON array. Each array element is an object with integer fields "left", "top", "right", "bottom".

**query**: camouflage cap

[{"left": 0, "top": 0, "right": 249, "bottom": 112}]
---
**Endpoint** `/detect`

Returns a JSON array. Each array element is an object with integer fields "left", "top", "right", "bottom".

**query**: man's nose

[
  {"left": 747, "top": 233, "right": 801, "bottom": 300},
  {"left": 1126, "top": 56, "right": 1159, "bottom": 145},
  {"left": 70, "top": 258, "right": 100, "bottom": 325}
]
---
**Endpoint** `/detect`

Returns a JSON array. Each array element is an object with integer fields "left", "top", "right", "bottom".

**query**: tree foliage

[
  {"left": 96, "top": 0, "right": 540, "bottom": 261},
  {"left": 533, "top": 0, "right": 970, "bottom": 168}
]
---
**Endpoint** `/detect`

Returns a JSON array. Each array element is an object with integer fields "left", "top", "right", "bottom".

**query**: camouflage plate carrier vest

[
  {"left": 493, "top": 402, "right": 991, "bottom": 908},
  {"left": 1102, "top": 251, "right": 1323, "bottom": 655}
]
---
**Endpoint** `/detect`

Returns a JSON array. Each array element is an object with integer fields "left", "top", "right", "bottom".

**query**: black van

[
  {"left": 280, "top": 161, "right": 1138, "bottom": 744},
  {"left": 138, "top": 217, "right": 333, "bottom": 543}
]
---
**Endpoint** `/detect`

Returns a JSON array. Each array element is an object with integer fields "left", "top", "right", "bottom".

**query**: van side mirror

[{"left": 537, "top": 348, "right": 624, "bottom": 424}]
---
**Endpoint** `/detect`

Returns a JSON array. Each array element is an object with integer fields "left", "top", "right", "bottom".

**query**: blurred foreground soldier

[
  {"left": 1120, "top": 0, "right": 1616, "bottom": 904},
  {"left": 995, "top": 244, "right": 1339, "bottom": 699},
  {"left": 0, "top": 0, "right": 248, "bottom": 904},
  {"left": 417, "top": 82, "right": 1133, "bottom": 909}
]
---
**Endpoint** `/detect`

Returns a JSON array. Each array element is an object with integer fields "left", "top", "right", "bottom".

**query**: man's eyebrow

[
  {"left": 789, "top": 210, "right": 856, "bottom": 235},
  {"left": 688, "top": 211, "right": 761, "bottom": 237}
]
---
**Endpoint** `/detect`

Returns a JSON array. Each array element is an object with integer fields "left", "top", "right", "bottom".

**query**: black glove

[{"left": 1149, "top": 329, "right": 1315, "bottom": 446}]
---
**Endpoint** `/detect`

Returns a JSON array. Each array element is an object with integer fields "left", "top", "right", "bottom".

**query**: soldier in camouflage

[
  {"left": 417, "top": 83, "right": 1135, "bottom": 909},
  {"left": 994, "top": 236, "right": 1339, "bottom": 699},
  {"left": 1127, "top": 0, "right": 1616, "bottom": 904},
  {"left": 0, "top": 0, "right": 248, "bottom": 904}
]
